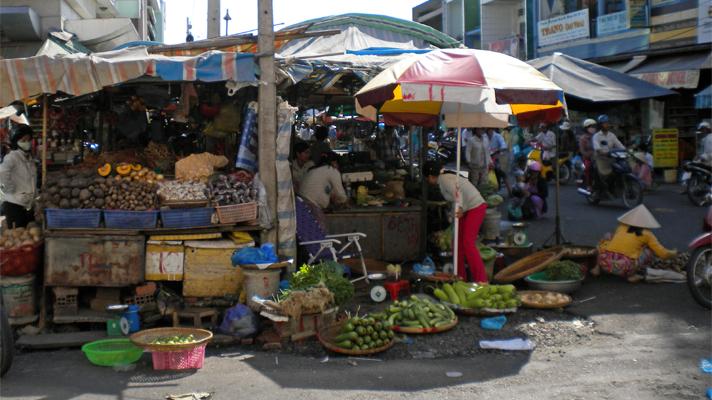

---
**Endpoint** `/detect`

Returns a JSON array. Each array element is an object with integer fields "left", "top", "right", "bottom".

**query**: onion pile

[{"left": 0, "top": 223, "right": 42, "bottom": 250}]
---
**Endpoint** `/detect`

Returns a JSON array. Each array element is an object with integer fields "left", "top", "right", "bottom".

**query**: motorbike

[
  {"left": 0, "top": 296, "right": 13, "bottom": 377},
  {"left": 686, "top": 205, "right": 712, "bottom": 309},
  {"left": 527, "top": 143, "right": 573, "bottom": 184},
  {"left": 682, "top": 160, "right": 712, "bottom": 207},
  {"left": 577, "top": 148, "right": 644, "bottom": 209}
]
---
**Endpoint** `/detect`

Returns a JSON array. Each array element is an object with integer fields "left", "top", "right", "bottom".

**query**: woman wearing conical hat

[{"left": 594, "top": 205, "right": 677, "bottom": 283}]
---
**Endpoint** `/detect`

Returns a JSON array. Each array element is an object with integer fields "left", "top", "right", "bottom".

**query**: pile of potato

[
  {"left": 157, "top": 181, "right": 208, "bottom": 202},
  {"left": 104, "top": 178, "right": 158, "bottom": 211},
  {"left": 0, "top": 223, "right": 42, "bottom": 250}
]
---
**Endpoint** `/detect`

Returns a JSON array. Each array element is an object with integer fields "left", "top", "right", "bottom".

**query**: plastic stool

[{"left": 384, "top": 280, "right": 410, "bottom": 301}]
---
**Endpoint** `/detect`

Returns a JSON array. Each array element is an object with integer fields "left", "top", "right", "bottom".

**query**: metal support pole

[
  {"left": 258, "top": 0, "right": 277, "bottom": 245},
  {"left": 41, "top": 95, "right": 48, "bottom": 187}
]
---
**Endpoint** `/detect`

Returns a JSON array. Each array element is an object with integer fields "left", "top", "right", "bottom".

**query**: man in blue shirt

[{"left": 488, "top": 128, "right": 511, "bottom": 195}]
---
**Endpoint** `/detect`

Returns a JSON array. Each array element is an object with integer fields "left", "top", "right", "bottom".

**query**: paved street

[{"left": 2, "top": 183, "right": 710, "bottom": 400}]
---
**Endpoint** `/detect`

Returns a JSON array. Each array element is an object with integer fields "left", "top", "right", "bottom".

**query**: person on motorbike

[
  {"left": 533, "top": 123, "right": 556, "bottom": 163},
  {"left": 592, "top": 114, "right": 625, "bottom": 192},
  {"left": 558, "top": 120, "right": 577, "bottom": 154},
  {"left": 594, "top": 204, "right": 677, "bottom": 283},
  {"left": 466, "top": 128, "right": 491, "bottom": 187},
  {"left": 697, "top": 121, "right": 712, "bottom": 162},
  {"left": 579, "top": 119, "right": 597, "bottom": 190}
]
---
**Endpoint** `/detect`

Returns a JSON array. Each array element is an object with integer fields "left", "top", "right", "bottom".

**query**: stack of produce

[
  {"left": 288, "top": 262, "right": 354, "bottom": 306},
  {"left": 520, "top": 291, "right": 570, "bottom": 307},
  {"left": 543, "top": 260, "right": 583, "bottom": 281},
  {"left": 432, "top": 226, "right": 453, "bottom": 252},
  {"left": 157, "top": 181, "right": 208, "bottom": 202},
  {"left": 42, "top": 169, "right": 106, "bottom": 209},
  {"left": 0, "top": 223, "right": 42, "bottom": 250},
  {"left": 332, "top": 313, "right": 394, "bottom": 351},
  {"left": 383, "top": 295, "right": 456, "bottom": 330},
  {"left": 143, "top": 142, "right": 175, "bottom": 170},
  {"left": 98, "top": 163, "right": 164, "bottom": 183},
  {"left": 104, "top": 179, "right": 158, "bottom": 211},
  {"left": 271, "top": 284, "right": 335, "bottom": 320},
  {"left": 434, "top": 282, "right": 520, "bottom": 310},
  {"left": 209, "top": 174, "right": 257, "bottom": 206},
  {"left": 150, "top": 334, "right": 197, "bottom": 345}
]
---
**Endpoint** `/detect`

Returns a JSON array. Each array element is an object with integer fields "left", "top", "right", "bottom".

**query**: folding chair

[{"left": 295, "top": 196, "right": 369, "bottom": 283}]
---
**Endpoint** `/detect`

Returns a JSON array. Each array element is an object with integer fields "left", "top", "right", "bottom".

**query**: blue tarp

[
  {"left": 346, "top": 47, "right": 432, "bottom": 56},
  {"left": 528, "top": 52, "right": 675, "bottom": 102},
  {"left": 696, "top": 85, "right": 712, "bottom": 110}
]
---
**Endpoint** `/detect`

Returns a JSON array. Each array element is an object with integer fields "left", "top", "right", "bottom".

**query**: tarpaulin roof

[
  {"left": 0, "top": 47, "right": 257, "bottom": 106},
  {"left": 281, "top": 13, "right": 461, "bottom": 50},
  {"left": 696, "top": 85, "right": 712, "bottom": 110},
  {"left": 528, "top": 52, "right": 675, "bottom": 102}
]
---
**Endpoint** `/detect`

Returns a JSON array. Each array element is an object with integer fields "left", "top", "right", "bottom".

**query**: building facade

[{"left": 0, "top": 0, "right": 164, "bottom": 58}]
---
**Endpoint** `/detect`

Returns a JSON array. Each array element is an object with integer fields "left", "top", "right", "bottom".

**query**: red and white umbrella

[{"left": 355, "top": 49, "right": 565, "bottom": 279}]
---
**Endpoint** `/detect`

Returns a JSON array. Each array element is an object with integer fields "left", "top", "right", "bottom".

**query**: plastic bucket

[
  {"left": 663, "top": 169, "right": 677, "bottom": 183},
  {"left": 242, "top": 268, "right": 281, "bottom": 310},
  {"left": 1, "top": 274, "right": 36, "bottom": 325},
  {"left": 482, "top": 209, "right": 501, "bottom": 240}
]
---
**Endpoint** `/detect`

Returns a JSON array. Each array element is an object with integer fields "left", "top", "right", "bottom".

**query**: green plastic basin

[{"left": 82, "top": 338, "right": 144, "bottom": 367}]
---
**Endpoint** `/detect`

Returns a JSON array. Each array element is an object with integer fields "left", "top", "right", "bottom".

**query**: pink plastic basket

[{"left": 150, "top": 344, "right": 206, "bottom": 370}]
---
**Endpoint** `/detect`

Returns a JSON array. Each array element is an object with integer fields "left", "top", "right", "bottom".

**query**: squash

[
  {"left": 116, "top": 164, "right": 132, "bottom": 176},
  {"left": 131, "top": 163, "right": 142, "bottom": 171},
  {"left": 97, "top": 163, "right": 112, "bottom": 177}
]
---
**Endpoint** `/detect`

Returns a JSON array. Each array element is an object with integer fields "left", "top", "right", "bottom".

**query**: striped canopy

[
  {"left": 0, "top": 47, "right": 257, "bottom": 106},
  {"left": 355, "top": 49, "right": 565, "bottom": 127}
]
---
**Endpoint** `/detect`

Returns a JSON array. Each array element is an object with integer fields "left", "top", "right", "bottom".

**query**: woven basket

[
  {"left": 130, "top": 327, "right": 212, "bottom": 352},
  {"left": 215, "top": 202, "right": 257, "bottom": 224},
  {"left": 317, "top": 322, "right": 395, "bottom": 356},
  {"left": 493, "top": 249, "right": 564, "bottom": 283}
]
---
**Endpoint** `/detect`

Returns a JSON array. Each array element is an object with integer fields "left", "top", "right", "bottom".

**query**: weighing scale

[
  {"left": 106, "top": 304, "right": 140, "bottom": 336},
  {"left": 368, "top": 273, "right": 388, "bottom": 302},
  {"left": 507, "top": 222, "right": 529, "bottom": 246}
]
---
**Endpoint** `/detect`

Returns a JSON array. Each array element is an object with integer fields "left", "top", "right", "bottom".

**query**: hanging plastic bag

[
  {"left": 219, "top": 304, "right": 258, "bottom": 338},
  {"left": 231, "top": 243, "right": 278, "bottom": 266},
  {"left": 488, "top": 169, "right": 499, "bottom": 189},
  {"left": 253, "top": 173, "right": 273, "bottom": 228}
]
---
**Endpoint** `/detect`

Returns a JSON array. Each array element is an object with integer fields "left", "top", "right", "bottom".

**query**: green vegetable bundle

[
  {"left": 288, "top": 261, "right": 354, "bottom": 306},
  {"left": 544, "top": 260, "right": 583, "bottom": 281},
  {"left": 334, "top": 314, "right": 394, "bottom": 351},
  {"left": 434, "top": 282, "right": 520, "bottom": 310},
  {"left": 383, "top": 295, "right": 456, "bottom": 329}
]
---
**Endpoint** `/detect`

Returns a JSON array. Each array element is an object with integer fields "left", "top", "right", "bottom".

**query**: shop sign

[
  {"left": 597, "top": 10, "right": 630, "bottom": 36},
  {"left": 537, "top": 9, "right": 590, "bottom": 47},
  {"left": 488, "top": 37, "right": 520, "bottom": 57},
  {"left": 699, "top": 0, "right": 712, "bottom": 44},
  {"left": 633, "top": 70, "right": 700, "bottom": 89},
  {"left": 652, "top": 128, "right": 679, "bottom": 168},
  {"left": 629, "top": 0, "right": 649, "bottom": 28}
]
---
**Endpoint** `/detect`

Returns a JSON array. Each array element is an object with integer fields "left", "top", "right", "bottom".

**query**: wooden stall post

[
  {"left": 41, "top": 95, "right": 48, "bottom": 187},
  {"left": 257, "top": 0, "right": 278, "bottom": 244}
]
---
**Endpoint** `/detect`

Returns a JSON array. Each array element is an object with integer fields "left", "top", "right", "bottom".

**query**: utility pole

[
  {"left": 258, "top": 0, "right": 278, "bottom": 244},
  {"left": 223, "top": 9, "right": 232, "bottom": 36},
  {"left": 207, "top": 0, "right": 221, "bottom": 39}
]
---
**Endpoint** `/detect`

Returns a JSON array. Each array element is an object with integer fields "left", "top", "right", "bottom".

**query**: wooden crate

[
  {"left": 267, "top": 308, "right": 338, "bottom": 341},
  {"left": 145, "top": 240, "right": 184, "bottom": 281},
  {"left": 182, "top": 240, "right": 252, "bottom": 298}
]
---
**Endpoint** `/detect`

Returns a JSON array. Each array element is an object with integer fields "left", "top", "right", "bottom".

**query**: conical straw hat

[{"left": 617, "top": 204, "right": 660, "bottom": 229}]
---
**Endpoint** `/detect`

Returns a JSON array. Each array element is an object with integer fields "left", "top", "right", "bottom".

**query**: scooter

[
  {"left": 686, "top": 205, "right": 712, "bottom": 309},
  {"left": 577, "top": 149, "right": 644, "bottom": 209},
  {"left": 527, "top": 143, "right": 573, "bottom": 183},
  {"left": 682, "top": 160, "right": 712, "bottom": 207}
]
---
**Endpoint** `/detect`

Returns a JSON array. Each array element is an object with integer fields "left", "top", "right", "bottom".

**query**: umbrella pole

[
  {"left": 453, "top": 104, "right": 462, "bottom": 279},
  {"left": 41, "top": 95, "right": 48, "bottom": 187}
]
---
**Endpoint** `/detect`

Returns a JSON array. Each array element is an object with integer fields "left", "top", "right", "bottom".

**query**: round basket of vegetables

[
  {"left": 317, "top": 314, "right": 395, "bottom": 355},
  {"left": 130, "top": 328, "right": 213, "bottom": 352},
  {"left": 524, "top": 260, "right": 584, "bottom": 293}
]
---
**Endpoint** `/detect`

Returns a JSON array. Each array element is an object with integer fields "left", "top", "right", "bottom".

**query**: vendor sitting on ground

[
  {"left": 509, "top": 161, "right": 548, "bottom": 220},
  {"left": 424, "top": 161, "right": 488, "bottom": 283},
  {"left": 298, "top": 151, "right": 348, "bottom": 210},
  {"left": 291, "top": 142, "right": 314, "bottom": 192},
  {"left": 595, "top": 204, "right": 676, "bottom": 283}
]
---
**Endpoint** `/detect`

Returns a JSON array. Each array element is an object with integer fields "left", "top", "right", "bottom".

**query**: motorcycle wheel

[
  {"left": 687, "top": 246, "right": 712, "bottom": 309},
  {"left": 0, "top": 304, "right": 13, "bottom": 377},
  {"left": 622, "top": 176, "right": 643, "bottom": 208},
  {"left": 557, "top": 164, "right": 571, "bottom": 185},
  {"left": 686, "top": 175, "right": 710, "bottom": 207}
]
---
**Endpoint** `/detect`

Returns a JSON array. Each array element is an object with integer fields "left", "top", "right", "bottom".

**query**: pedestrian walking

[
  {"left": 466, "top": 128, "right": 490, "bottom": 187},
  {"left": 0, "top": 124, "right": 37, "bottom": 228}
]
